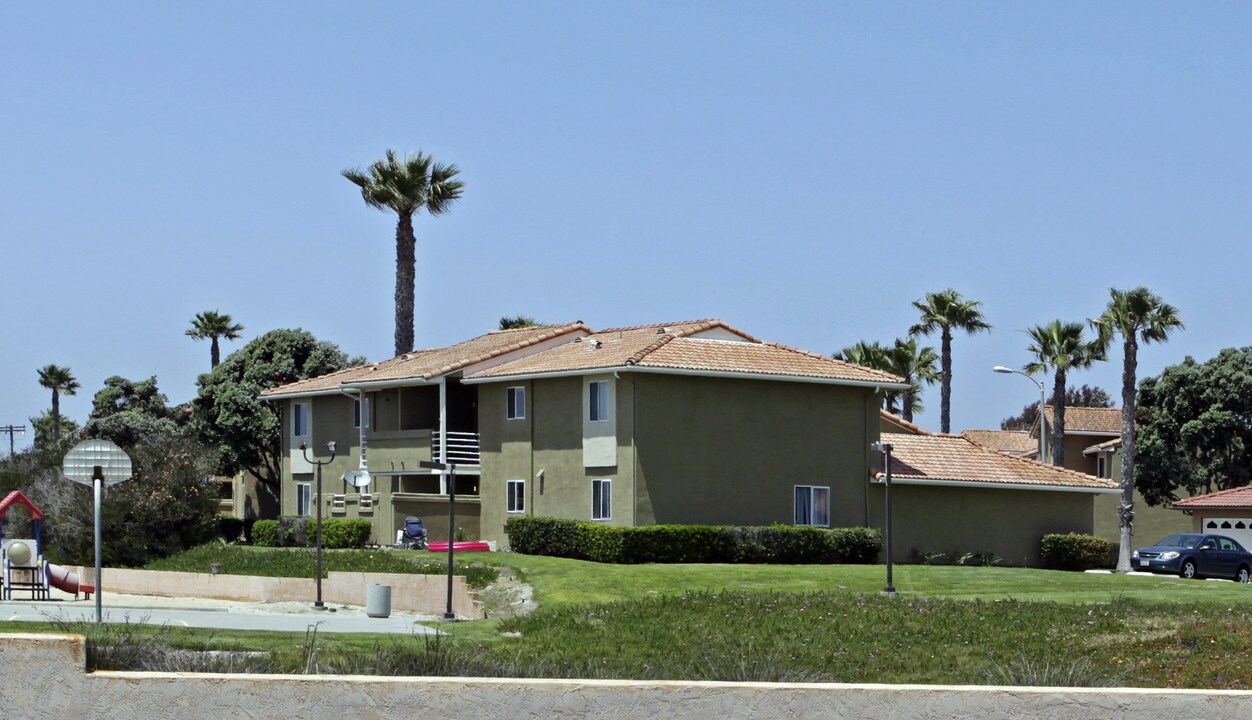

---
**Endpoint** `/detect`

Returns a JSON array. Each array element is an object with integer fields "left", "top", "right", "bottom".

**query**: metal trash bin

[{"left": 366, "top": 584, "right": 392, "bottom": 618}]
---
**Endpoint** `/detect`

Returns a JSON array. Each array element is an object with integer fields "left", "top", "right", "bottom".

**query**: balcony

[{"left": 432, "top": 431, "right": 480, "bottom": 467}]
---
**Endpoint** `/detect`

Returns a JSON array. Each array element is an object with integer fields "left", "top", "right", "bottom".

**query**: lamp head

[
  {"left": 298, "top": 442, "right": 308, "bottom": 451},
  {"left": 871, "top": 442, "right": 894, "bottom": 453},
  {"left": 993, "top": 366, "right": 1013, "bottom": 374},
  {"left": 327, "top": 440, "right": 336, "bottom": 454}
]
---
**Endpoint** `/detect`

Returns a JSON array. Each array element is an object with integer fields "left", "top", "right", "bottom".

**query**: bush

[
  {"left": 504, "top": 517, "right": 881, "bottom": 565},
  {"left": 252, "top": 518, "right": 372, "bottom": 549},
  {"left": 1041, "top": 533, "right": 1113, "bottom": 571},
  {"left": 218, "top": 514, "right": 244, "bottom": 542},
  {"left": 320, "top": 519, "right": 372, "bottom": 549},
  {"left": 252, "top": 520, "right": 278, "bottom": 547}
]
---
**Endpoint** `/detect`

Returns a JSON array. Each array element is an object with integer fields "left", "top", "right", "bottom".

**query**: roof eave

[
  {"left": 464, "top": 364, "right": 910, "bottom": 389},
  {"left": 871, "top": 475, "right": 1121, "bottom": 494}
]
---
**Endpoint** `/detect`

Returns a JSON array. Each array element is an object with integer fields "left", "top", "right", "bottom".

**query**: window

[
  {"left": 589, "top": 380, "right": 609, "bottom": 422},
  {"left": 507, "top": 479, "right": 525, "bottom": 513},
  {"left": 292, "top": 402, "right": 309, "bottom": 439},
  {"left": 507, "top": 386, "right": 526, "bottom": 420},
  {"left": 353, "top": 398, "right": 370, "bottom": 429},
  {"left": 1097, "top": 456, "right": 1108, "bottom": 479},
  {"left": 296, "top": 482, "right": 312, "bottom": 517},
  {"left": 592, "top": 478, "right": 612, "bottom": 520},
  {"left": 794, "top": 485, "right": 830, "bottom": 527}
]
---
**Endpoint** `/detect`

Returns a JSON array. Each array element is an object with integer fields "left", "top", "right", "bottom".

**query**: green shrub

[
  {"left": 217, "top": 514, "right": 244, "bottom": 542},
  {"left": 252, "top": 520, "right": 278, "bottom": 547},
  {"left": 320, "top": 519, "right": 373, "bottom": 549},
  {"left": 504, "top": 517, "right": 881, "bottom": 565},
  {"left": 1040, "top": 533, "right": 1113, "bottom": 571}
]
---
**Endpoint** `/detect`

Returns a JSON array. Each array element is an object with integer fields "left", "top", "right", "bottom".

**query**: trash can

[{"left": 366, "top": 584, "right": 391, "bottom": 618}]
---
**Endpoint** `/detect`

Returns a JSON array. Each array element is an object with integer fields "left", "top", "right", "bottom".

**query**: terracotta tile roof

[
  {"left": 873, "top": 432, "right": 1118, "bottom": 491},
  {"left": 465, "top": 320, "right": 907, "bottom": 386},
  {"left": 1041, "top": 406, "right": 1124, "bottom": 435},
  {"left": 261, "top": 322, "right": 591, "bottom": 397},
  {"left": 1172, "top": 486, "right": 1252, "bottom": 509},
  {"left": 1083, "top": 437, "right": 1122, "bottom": 455},
  {"left": 961, "top": 429, "right": 1037, "bottom": 455},
  {"left": 880, "top": 410, "right": 931, "bottom": 436}
]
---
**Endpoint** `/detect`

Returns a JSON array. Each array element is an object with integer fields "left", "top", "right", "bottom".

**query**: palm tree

[
  {"left": 909, "top": 290, "right": 992, "bottom": 433},
  {"left": 887, "top": 338, "right": 940, "bottom": 424},
  {"left": 1023, "top": 320, "right": 1105, "bottom": 466},
  {"left": 499, "top": 315, "right": 540, "bottom": 330},
  {"left": 37, "top": 364, "right": 79, "bottom": 441},
  {"left": 186, "top": 310, "right": 245, "bottom": 368},
  {"left": 343, "top": 150, "right": 465, "bottom": 357},
  {"left": 1092, "top": 287, "right": 1183, "bottom": 572}
]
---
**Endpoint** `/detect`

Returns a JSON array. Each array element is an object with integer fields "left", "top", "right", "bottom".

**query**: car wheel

[
  {"left": 1181, "top": 560, "right": 1198, "bottom": 580},
  {"left": 1238, "top": 566, "right": 1250, "bottom": 584}
]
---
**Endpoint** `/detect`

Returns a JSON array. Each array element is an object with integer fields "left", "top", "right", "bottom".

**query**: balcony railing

[{"left": 432, "top": 431, "right": 480, "bottom": 466}]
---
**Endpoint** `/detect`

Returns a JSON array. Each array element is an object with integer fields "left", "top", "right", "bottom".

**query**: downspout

[
  {"left": 530, "top": 381, "right": 536, "bottom": 517},
  {"left": 439, "top": 378, "right": 448, "bottom": 495}
]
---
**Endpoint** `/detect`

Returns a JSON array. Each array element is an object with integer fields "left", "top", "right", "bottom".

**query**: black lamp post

[
  {"left": 420, "top": 459, "right": 458, "bottom": 620},
  {"left": 301, "top": 440, "right": 336, "bottom": 609},
  {"left": 871, "top": 441, "right": 896, "bottom": 595}
]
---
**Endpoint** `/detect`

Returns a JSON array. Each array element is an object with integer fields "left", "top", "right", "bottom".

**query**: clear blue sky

[{"left": 2, "top": 3, "right": 1247, "bottom": 450}]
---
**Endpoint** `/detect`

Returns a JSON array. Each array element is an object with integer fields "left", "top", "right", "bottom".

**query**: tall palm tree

[
  {"left": 37, "top": 364, "right": 79, "bottom": 441},
  {"left": 1092, "top": 287, "right": 1183, "bottom": 572},
  {"left": 1023, "top": 320, "right": 1105, "bottom": 466},
  {"left": 186, "top": 310, "right": 245, "bottom": 368},
  {"left": 343, "top": 149, "right": 465, "bottom": 357},
  {"left": 887, "top": 338, "right": 940, "bottom": 424},
  {"left": 909, "top": 290, "right": 992, "bottom": 433}
]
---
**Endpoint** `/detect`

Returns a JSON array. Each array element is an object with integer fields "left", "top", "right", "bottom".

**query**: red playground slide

[{"left": 46, "top": 563, "right": 93, "bottom": 599}]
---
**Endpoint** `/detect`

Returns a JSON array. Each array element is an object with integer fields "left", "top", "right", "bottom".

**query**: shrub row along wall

[
  {"left": 1040, "top": 533, "right": 1114, "bottom": 571},
  {"left": 505, "top": 517, "right": 881, "bottom": 564},
  {"left": 6, "top": 634, "right": 1252, "bottom": 720},
  {"left": 252, "top": 518, "right": 372, "bottom": 548}
]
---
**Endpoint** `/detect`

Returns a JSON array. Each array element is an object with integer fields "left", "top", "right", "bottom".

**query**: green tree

[
  {"left": 887, "top": 338, "right": 940, "bottom": 424},
  {"left": 85, "top": 376, "right": 178, "bottom": 449},
  {"left": 189, "top": 329, "right": 362, "bottom": 493},
  {"left": 36, "top": 364, "right": 79, "bottom": 442},
  {"left": 1023, "top": 320, "right": 1105, "bottom": 466},
  {"left": 1135, "top": 348, "right": 1252, "bottom": 505},
  {"left": 1000, "top": 384, "right": 1113, "bottom": 430},
  {"left": 29, "top": 411, "right": 80, "bottom": 449},
  {"left": 909, "top": 290, "right": 992, "bottom": 433},
  {"left": 186, "top": 310, "right": 245, "bottom": 369},
  {"left": 343, "top": 149, "right": 465, "bottom": 356},
  {"left": 835, "top": 341, "right": 896, "bottom": 412},
  {"left": 499, "top": 315, "right": 540, "bottom": 330},
  {"left": 1092, "top": 286, "right": 1184, "bottom": 572}
]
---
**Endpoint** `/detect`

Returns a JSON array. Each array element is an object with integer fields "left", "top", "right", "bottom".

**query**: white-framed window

[
  {"left": 296, "top": 482, "right": 312, "bottom": 517},
  {"left": 794, "top": 485, "right": 830, "bottom": 527},
  {"left": 354, "top": 398, "right": 370, "bottom": 429},
  {"left": 507, "top": 479, "right": 525, "bottom": 513},
  {"left": 507, "top": 386, "right": 526, "bottom": 420},
  {"left": 293, "top": 401, "right": 310, "bottom": 439},
  {"left": 592, "top": 478, "right": 612, "bottom": 520},
  {"left": 589, "top": 380, "right": 609, "bottom": 422}
]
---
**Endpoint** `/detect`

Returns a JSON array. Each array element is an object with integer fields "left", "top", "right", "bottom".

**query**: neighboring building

[
  {"left": 960, "top": 429, "right": 1037, "bottom": 457},
  {"left": 1171, "top": 486, "right": 1252, "bottom": 550},
  {"left": 260, "top": 319, "right": 908, "bottom": 546},
  {"left": 1034, "top": 406, "right": 1122, "bottom": 476},
  {"left": 874, "top": 431, "right": 1120, "bottom": 566}
]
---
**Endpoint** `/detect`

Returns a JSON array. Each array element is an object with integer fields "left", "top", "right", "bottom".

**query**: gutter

[
  {"left": 869, "top": 475, "right": 1122, "bottom": 495},
  {"left": 463, "top": 365, "right": 909, "bottom": 390},
  {"left": 260, "top": 388, "right": 348, "bottom": 401}
]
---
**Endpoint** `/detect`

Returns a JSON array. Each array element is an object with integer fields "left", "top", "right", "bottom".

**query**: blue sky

[{"left": 2, "top": 3, "right": 1247, "bottom": 450}]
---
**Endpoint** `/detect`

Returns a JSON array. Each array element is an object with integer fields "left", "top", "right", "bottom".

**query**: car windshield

[{"left": 1158, "top": 534, "right": 1202, "bottom": 548}]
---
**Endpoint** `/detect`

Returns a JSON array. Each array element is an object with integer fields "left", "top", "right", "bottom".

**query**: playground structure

[{"left": 0, "top": 490, "right": 92, "bottom": 601}]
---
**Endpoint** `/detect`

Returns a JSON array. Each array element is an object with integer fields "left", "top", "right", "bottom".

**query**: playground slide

[{"left": 46, "top": 564, "right": 93, "bottom": 597}]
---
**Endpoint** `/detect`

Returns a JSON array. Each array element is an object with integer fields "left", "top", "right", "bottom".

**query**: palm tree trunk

[
  {"left": 51, "top": 390, "right": 61, "bottom": 441},
  {"left": 211, "top": 337, "right": 221, "bottom": 368},
  {"left": 1116, "top": 335, "right": 1139, "bottom": 572},
  {"left": 394, "top": 212, "right": 417, "bottom": 357},
  {"left": 940, "top": 328, "right": 952, "bottom": 433},
  {"left": 902, "top": 385, "right": 915, "bottom": 423},
  {"left": 1051, "top": 368, "right": 1066, "bottom": 466}
]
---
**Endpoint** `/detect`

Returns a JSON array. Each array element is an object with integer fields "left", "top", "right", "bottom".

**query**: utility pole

[{"left": 0, "top": 425, "right": 24, "bottom": 457}]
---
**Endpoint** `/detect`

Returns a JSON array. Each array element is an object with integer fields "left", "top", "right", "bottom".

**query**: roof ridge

[
  {"left": 487, "top": 321, "right": 586, "bottom": 335},
  {"left": 880, "top": 410, "right": 932, "bottom": 435},
  {"left": 596, "top": 319, "right": 720, "bottom": 333},
  {"left": 766, "top": 342, "right": 906, "bottom": 384},
  {"left": 417, "top": 322, "right": 593, "bottom": 380}
]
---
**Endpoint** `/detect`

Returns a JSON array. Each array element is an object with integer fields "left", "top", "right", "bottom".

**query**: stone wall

[{"left": 4, "top": 633, "right": 1252, "bottom": 720}]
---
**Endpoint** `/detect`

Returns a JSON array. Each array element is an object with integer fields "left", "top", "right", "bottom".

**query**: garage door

[{"left": 1200, "top": 518, "right": 1252, "bottom": 551}]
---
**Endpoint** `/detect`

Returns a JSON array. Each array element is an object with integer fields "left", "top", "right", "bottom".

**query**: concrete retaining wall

[
  {"left": 4, "top": 633, "right": 1252, "bottom": 719},
  {"left": 74, "top": 567, "right": 479, "bottom": 618}
]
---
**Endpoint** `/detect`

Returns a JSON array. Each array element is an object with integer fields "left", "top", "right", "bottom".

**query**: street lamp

[
  {"left": 419, "top": 459, "right": 458, "bottom": 620},
  {"left": 300, "top": 440, "right": 336, "bottom": 609},
  {"left": 993, "top": 365, "right": 1048, "bottom": 463},
  {"left": 871, "top": 441, "right": 896, "bottom": 596}
]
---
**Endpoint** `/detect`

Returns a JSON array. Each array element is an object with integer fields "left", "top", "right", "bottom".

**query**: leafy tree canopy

[
  {"left": 1000, "top": 385, "right": 1113, "bottom": 431},
  {"left": 1136, "top": 348, "right": 1252, "bottom": 505},
  {"left": 29, "top": 411, "right": 80, "bottom": 450},
  {"left": 189, "top": 328, "right": 362, "bottom": 488}
]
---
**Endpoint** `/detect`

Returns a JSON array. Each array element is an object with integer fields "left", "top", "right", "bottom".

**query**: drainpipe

[{"left": 438, "top": 378, "right": 448, "bottom": 495}]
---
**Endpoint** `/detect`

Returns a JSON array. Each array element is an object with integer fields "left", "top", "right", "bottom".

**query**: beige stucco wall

[{"left": 5, "top": 633, "right": 1252, "bottom": 720}]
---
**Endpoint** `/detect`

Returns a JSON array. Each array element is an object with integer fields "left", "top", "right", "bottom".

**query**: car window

[
  {"left": 1220, "top": 538, "right": 1238, "bottom": 551},
  {"left": 1160, "top": 534, "right": 1201, "bottom": 548}
]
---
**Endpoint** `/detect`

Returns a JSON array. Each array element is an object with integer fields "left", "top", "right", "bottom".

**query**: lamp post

[
  {"left": 420, "top": 459, "right": 458, "bottom": 620},
  {"left": 993, "top": 366, "right": 1048, "bottom": 463},
  {"left": 300, "top": 440, "right": 336, "bottom": 609},
  {"left": 871, "top": 441, "right": 896, "bottom": 596}
]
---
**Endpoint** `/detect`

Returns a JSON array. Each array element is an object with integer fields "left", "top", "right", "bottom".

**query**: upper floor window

[
  {"left": 1097, "top": 455, "right": 1109, "bottom": 479},
  {"left": 794, "top": 485, "right": 830, "bottom": 528},
  {"left": 354, "top": 398, "right": 371, "bottom": 429},
  {"left": 507, "top": 386, "right": 526, "bottom": 420},
  {"left": 589, "top": 380, "right": 610, "bottom": 422},
  {"left": 293, "top": 402, "right": 310, "bottom": 439}
]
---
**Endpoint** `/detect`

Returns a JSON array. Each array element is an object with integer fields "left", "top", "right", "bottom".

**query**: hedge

[
  {"left": 251, "top": 518, "right": 372, "bottom": 549},
  {"left": 504, "top": 517, "right": 881, "bottom": 564},
  {"left": 1040, "top": 533, "right": 1113, "bottom": 571}
]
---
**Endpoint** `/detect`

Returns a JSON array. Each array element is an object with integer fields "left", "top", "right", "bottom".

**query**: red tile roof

[
  {"left": 874, "top": 432, "right": 1118, "bottom": 491},
  {"left": 961, "top": 429, "right": 1037, "bottom": 455},
  {"left": 1041, "top": 406, "right": 1124, "bottom": 435},
  {"left": 1172, "top": 486, "right": 1252, "bottom": 509},
  {"left": 880, "top": 411, "right": 931, "bottom": 436}
]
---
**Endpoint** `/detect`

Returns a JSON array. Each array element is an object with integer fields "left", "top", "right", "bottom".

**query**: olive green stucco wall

[{"left": 867, "top": 484, "right": 1098, "bottom": 567}]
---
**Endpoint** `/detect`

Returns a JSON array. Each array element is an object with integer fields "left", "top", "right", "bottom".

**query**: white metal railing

[{"left": 432, "top": 431, "right": 481, "bottom": 466}]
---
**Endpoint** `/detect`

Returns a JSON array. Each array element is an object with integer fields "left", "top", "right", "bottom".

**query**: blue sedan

[{"left": 1132, "top": 533, "right": 1252, "bottom": 582}]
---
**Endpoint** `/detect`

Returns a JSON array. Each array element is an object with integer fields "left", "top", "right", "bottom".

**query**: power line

[{"left": 1, "top": 424, "right": 26, "bottom": 457}]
